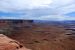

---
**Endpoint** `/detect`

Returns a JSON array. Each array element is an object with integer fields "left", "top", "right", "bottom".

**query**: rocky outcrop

[{"left": 0, "top": 34, "right": 31, "bottom": 50}]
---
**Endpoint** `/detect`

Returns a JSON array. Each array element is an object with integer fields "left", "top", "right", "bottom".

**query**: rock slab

[{"left": 0, "top": 34, "right": 31, "bottom": 50}]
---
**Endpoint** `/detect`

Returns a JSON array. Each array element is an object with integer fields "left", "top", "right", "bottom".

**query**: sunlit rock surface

[{"left": 0, "top": 34, "right": 31, "bottom": 50}]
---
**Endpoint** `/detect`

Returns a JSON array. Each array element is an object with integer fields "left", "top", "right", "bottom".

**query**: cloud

[
  {"left": 57, "top": 4, "right": 75, "bottom": 14},
  {"left": 0, "top": 0, "right": 75, "bottom": 13},
  {"left": 49, "top": 0, "right": 75, "bottom": 15},
  {"left": 0, "top": 0, "right": 75, "bottom": 20},
  {"left": 36, "top": 15, "right": 65, "bottom": 20},
  {"left": 0, "top": 0, "right": 52, "bottom": 12},
  {"left": 0, "top": 15, "right": 65, "bottom": 20}
]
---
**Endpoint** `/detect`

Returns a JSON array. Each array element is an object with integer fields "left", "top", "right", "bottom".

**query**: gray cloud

[{"left": 0, "top": 0, "right": 75, "bottom": 20}]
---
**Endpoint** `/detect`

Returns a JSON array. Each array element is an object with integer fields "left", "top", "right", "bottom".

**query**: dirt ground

[{"left": 8, "top": 24, "right": 75, "bottom": 50}]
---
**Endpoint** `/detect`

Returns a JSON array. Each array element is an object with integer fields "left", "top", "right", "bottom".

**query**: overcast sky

[{"left": 0, "top": 0, "right": 75, "bottom": 20}]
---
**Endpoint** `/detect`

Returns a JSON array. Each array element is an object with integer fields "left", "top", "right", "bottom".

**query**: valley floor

[{"left": 9, "top": 24, "right": 75, "bottom": 50}]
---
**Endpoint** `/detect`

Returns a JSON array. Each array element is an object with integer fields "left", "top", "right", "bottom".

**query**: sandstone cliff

[{"left": 0, "top": 34, "right": 31, "bottom": 50}]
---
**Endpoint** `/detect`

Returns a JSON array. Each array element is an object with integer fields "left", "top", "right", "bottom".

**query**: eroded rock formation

[{"left": 0, "top": 34, "right": 31, "bottom": 50}]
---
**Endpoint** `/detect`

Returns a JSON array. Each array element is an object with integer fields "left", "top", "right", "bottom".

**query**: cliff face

[
  {"left": 0, "top": 20, "right": 33, "bottom": 35},
  {"left": 0, "top": 20, "right": 33, "bottom": 26},
  {"left": 0, "top": 34, "right": 31, "bottom": 50}
]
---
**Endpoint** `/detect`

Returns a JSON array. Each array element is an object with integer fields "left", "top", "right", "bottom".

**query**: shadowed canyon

[{"left": 0, "top": 20, "right": 75, "bottom": 50}]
